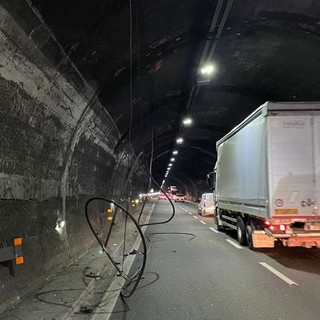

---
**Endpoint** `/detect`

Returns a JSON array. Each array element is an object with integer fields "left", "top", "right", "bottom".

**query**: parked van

[{"left": 198, "top": 193, "right": 215, "bottom": 216}]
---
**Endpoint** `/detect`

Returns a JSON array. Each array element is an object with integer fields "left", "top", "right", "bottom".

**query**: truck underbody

[{"left": 215, "top": 207, "right": 320, "bottom": 249}]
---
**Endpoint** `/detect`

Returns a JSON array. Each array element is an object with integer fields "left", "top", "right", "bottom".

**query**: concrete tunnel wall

[{"left": 0, "top": 4, "right": 148, "bottom": 312}]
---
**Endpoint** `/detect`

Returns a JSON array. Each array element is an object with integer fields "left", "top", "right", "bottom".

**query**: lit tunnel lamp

[
  {"left": 182, "top": 117, "right": 193, "bottom": 126},
  {"left": 176, "top": 137, "right": 183, "bottom": 144},
  {"left": 200, "top": 64, "right": 215, "bottom": 75},
  {"left": 197, "top": 63, "right": 216, "bottom": 85}
]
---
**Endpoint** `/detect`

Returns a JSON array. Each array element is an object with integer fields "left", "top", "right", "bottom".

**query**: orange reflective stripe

[
  {"left": 274, "top": 209, "right": 298, "bottom": 215},
  {"left": 15, "top": 256, "right": 24, "bottom": 265},
  {"left": 14, "top": 238, "right": 22, "bottom": 246}
]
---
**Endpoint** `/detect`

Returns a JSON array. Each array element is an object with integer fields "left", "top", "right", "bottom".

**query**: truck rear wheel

[
  {"left": 237, "top": 217, "right": 247, "bottom": 245},
  {"left": 246, "top": 224, "right": 254, "bottom": 250}
]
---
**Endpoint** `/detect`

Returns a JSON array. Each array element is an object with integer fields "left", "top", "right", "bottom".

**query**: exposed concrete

[{"left": 0, "top": 4, "right": 148, "bottom": 313}]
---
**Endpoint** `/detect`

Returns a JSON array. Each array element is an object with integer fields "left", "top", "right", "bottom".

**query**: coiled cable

[{"left": 85, "top": 197, "right": 147, "bottom": 297}]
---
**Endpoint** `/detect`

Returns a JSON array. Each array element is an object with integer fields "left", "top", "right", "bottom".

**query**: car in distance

[
  {"left": 198, "top": 193, "right": 215, "bottom": 216},
  {"left": 174, "top": 194, "right": 185, "bottom": 202},
  {"left": 158, "top": 193, "right": 167, "bottom": 200}
]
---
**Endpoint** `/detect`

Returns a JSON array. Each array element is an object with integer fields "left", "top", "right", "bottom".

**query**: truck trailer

[{"left": 210, "top": 101, "right": 320, "bottom": 249}]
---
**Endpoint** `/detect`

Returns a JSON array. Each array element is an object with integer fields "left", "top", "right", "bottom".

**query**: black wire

[
  {"left": 129, "top": 0, "right": 133, "bottom": 144},
  {"left": 139, "top": 172, "right": 176, "bottom": 227},
  {"left": 137, "top": 118, "right": 154, "bottom": 224},
  {"left": 147, "top": 232, "right": 196, "bottom": 242},
  {"left": 85, "top": 197, "right": 147, "bottom": 298},
  {"left": 105, "top": 151, "right": 143, "bottom": 248},
  {"left": 122, "top": 210, "right": 128, "bottom": 271}
]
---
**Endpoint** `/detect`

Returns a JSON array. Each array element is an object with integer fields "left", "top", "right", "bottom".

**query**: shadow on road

[{"left": 224, "top": 228, "right": 320, "bottom": 275}]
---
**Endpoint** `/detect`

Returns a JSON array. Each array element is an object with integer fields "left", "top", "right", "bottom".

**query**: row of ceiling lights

[
  {"left": 161, "top": 117, "right": 193, "bottom": 187},
  {"left": 160, "top": 64, "right": 216, "bottom": 189}
]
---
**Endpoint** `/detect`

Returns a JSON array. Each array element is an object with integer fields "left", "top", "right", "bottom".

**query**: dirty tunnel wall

[{"left": 0, "top": 4, "right": 148, "bottom": 312}]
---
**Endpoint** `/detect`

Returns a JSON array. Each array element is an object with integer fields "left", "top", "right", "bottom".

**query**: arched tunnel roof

[{"left": 15, "top": 0, "right": 320, "bottom": 192}]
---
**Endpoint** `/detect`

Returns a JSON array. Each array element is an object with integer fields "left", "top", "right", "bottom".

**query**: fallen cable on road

[{"left": 146, "top": 232, "right": 196, "bottom": 242}]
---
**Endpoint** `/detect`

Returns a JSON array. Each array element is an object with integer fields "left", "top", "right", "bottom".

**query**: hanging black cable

[
  {"left": 137, "top": 112, "right": 154, "bottom": 224},
  {"left": 137, "top": 112, "right": 176, "bottom": 227},
  {"left": 85, "top": 197, "right": 147, "bottom": 298},
  {"left": 139, "top": 171, "right": 176, "bottom": 227}
]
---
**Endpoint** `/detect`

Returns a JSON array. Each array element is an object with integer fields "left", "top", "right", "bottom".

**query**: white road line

[
  {"left": 226, "top": 239, "right": 243, "bottom": 249},
  {"left": 188, "top": 212, "right": 192, "bottom": 215},
  {"left": 200, "top": 220, "right": 206, "bottom": 225},
  {"left": 259, "top": 262, "right": 299, "bottom": 286},
  {"left": 90, "top": 249, "right": 138, "bottom": 320},
  {"left": 209, "top": 227, "right": 219, "bottom": 234},
  {"left": 193, "top": 215, "right": 199, "bottom": 219},
  {"left": 63, "top": 202, "right": 156, "bottom": 320}
]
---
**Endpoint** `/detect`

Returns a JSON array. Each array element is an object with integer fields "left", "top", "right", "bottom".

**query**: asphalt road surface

[{"left": 106, "top": 200, "right": 320, "bottom": 320}]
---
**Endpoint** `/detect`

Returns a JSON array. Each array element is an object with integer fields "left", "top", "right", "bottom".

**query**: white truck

[{"left": 209, "top": 102, "right": 320, "bottom": 249}]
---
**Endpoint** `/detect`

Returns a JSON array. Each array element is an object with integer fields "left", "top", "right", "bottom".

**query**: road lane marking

[
  {"left": 226, "top": 239, "right": 243, "bottom": 249},
  {"left": 259, "top": 262, "right": 298, "bottom": 286},
  {"left": 209, "top": 227, "right": 219, "bottom": 234},
  {"left": 200, "top": 220, "right": 206, "bottom": 225},
  {"left": 188, "top": 212, "right": 192, "bottom": 215},
  {"left": 62, "top": 201, "right": 156, "bottom": 320},
  {"left": 193, "top": 215, "right": 198, "bottom": 219}
]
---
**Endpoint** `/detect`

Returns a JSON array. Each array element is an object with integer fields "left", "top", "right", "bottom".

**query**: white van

[{"left": 198, "top": 193, "right": 215, "bottom": 216}]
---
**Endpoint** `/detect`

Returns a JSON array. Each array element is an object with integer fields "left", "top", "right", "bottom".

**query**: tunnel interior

[{"left": 1, "top": 0, "right": 320, "bottom": 314}]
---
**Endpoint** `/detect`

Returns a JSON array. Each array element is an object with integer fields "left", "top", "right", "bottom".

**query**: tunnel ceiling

[{"left": 23, "top": 0, "right": 320, "bottom": 191}]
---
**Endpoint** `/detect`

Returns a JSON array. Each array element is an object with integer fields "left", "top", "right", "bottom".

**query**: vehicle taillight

[
  {"left": 267, "top": 224, "right": 288, "bottom": 232},
  {"left": 263, "top": 219, "right": 271, "bottom": 226}
]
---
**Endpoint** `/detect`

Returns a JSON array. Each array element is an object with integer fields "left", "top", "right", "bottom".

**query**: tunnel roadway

[
  {"left": 3, "top": 200, "right": 320, "bottom": 320},
  {"left": 102, "top": 200, "right": 320, "bottom": 320}
]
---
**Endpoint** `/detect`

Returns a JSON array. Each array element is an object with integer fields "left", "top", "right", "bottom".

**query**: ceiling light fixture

[
  {"left": 168, "top": 163, "right": 172, "bottom": 167},
  {"left": 176, "top": 137, "right": 183, "bottom": 144},
  {"left": 172, "top": 150, "right": 178, "bottom": 155},
  {"left": 183, "top": 117, "right": 193, "bottom": 126},
  {"left": 170, "top": 158, "right": 175, "bottom": 162},
  {"left": 200, "top": 64, "right": 215, "bottom": 75}
]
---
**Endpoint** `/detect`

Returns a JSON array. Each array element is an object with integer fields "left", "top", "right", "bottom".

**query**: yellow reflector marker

[
  {"left": 107, "top": 216, "right": 113, "bottom": 221},
  {"left": 14, "top": 238, "right": 22, "bottom": 246},
  {"left": 107, "top": 208, "right": 113, "bottom": 213},
  {"left": 16, "top": 256, "right": 24, "bottom": 265},
  {"left": 275, "top": 209, "right": 298, "bottom": 215}
]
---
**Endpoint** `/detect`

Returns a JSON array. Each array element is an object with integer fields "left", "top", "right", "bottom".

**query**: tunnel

[{"left": 2, "top": 0, "right": 320, "bottom": 319}]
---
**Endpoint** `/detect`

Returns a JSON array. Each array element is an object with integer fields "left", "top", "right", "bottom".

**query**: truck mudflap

[
  {"left": 263, "top": 228, "right": 320, "bottom": 248},
  {"left": 252, "top": 230, "right": 275, "bottom": 248},
  {"left": 281, "top": 233, "right": 320, "bottom": 248}
]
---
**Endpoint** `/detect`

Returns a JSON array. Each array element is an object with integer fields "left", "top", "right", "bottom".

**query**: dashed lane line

[
  {"left": 259, "top": 262, "right": 299, "bottom": 287},
  {"left": 185, "top": 206, "right": 298, "bottom": 287},
  {"left": 226, "top": 239, "right": 243, "bottom": 249},
  {"left": 209, "top": 227, "right": 219, "bottom": 234}
]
